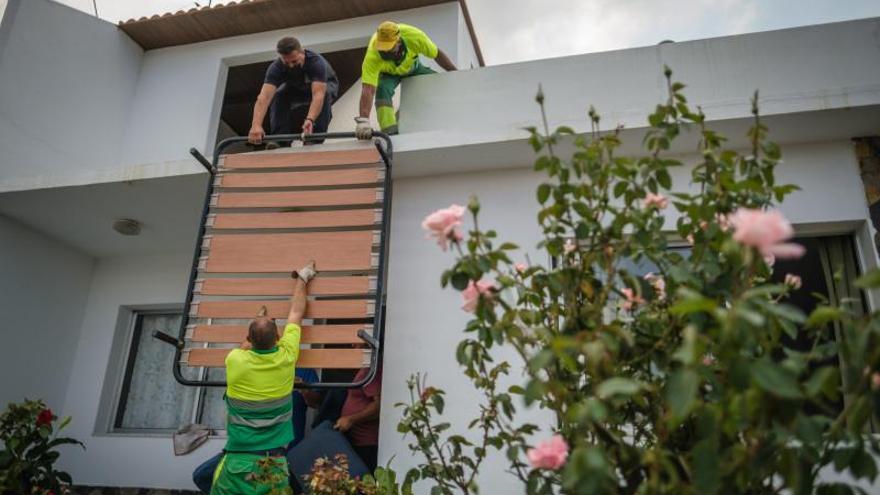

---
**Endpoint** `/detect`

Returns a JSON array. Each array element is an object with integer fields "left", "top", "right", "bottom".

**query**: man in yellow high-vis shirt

[
  {"left": 211, "top": 262, "right": 317, "bottom": 495},
  {"left": 355, "top": 21, "right": 457, "bottom": 138}
]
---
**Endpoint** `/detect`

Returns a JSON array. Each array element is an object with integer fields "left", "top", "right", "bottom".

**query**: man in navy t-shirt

[{"left": 248, "top": 36, "right": 339, "bottom": 145}]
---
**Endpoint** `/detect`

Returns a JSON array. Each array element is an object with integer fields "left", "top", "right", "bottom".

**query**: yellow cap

[{"left": 374, "top": 21, "right": 400, "bottom": 52}]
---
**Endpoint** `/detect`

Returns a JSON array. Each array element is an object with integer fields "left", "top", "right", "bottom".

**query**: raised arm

[
  {"left": 287, "top": 275, "right": 308, "bottom": 326},
  {"left": 287, "top": 261, "right": 316, "bottom": 326}
]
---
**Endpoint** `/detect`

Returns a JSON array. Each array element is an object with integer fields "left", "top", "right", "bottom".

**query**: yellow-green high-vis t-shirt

[{"left": 361, "top": 23, "right": 439, "bottom": 87}]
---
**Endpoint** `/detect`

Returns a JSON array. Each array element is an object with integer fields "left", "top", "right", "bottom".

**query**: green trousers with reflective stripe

[
  {"left": 211, "top": 453, "right": 289, "bottom": 495},
  {"left": 375, "top": 62, "right": 436, "bottom": 134}
]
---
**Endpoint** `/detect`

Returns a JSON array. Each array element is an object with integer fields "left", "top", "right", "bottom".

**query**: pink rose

[
  {"left": 515, "top": 263, "right": 528, "bottom": 274},
  {"left": 620, "top": 287, "right": 645, "bottom": 311},
  {"left": 784, "top": 273, "right": 802, "bottom": 291},
  {"left": 729, "top": 208, "right": 805, "bottom": 260},
  {"left": 642, "top": 192, "right": 668, "bottom": 210},
  {"left": 644, "top": 272, "right": 666, "bottom": 301},
  {"left": 422, "top": 204, "right": 466, "bottom": 251},
  {"left": 702, "top": 354, "right": 716, "bottom": 366},
  {"left": 527, "top": 435, "right": 569, "bottom": 470},
  {"left": 461, "top": 279, "right": 496, "bottom": 313},
  {"left": 872, "top": 373, "right": 880, "bottom": 391}
]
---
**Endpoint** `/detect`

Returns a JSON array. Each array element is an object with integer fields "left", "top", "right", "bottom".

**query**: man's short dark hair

[
  {"left": 248, "top": 317, "right": 279, "bottom": 350},
  {"left": 277, "top": 36, "right": 302, "bottom": 55}
]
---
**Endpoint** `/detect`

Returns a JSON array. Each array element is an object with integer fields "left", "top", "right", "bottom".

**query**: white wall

[
  {"left": 57, "top": 252, "right": 226, "bottom": 489},
  {"left": 0, "top": 1, "right": 475, "bottom": 192},
  {"left": 0, "top": 0, "right": 143, "bottom": 184},
  {"left": 0, "top": 214, "right": 94, "bottom": 410},
  {"left": 119, "top": 2, "right": 464, "bottom": 172},
  {"left": 399, "top": 17, "right": 880, "bottom": 146},
  {"left": 378, "top": 138, "right": 874, "bottom": 492}
]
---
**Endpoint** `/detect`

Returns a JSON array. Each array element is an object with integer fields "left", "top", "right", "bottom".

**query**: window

[{"left": 111, "top": 310, "right": 225, "bottom": 433}]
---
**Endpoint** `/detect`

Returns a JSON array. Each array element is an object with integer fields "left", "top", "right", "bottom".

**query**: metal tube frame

[{"left": 154, "top": 132, "right": 392, "bottom": 389}]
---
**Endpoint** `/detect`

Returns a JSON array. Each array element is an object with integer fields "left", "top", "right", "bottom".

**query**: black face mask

[{"left": 378, "top": 44, "right": 402, "bottom": 61}]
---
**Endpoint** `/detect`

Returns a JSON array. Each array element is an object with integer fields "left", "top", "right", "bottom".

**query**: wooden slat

[
  {"left": 194, "top": 299, "right": 371, "bottom": 319},
  {"left": 198, "top": 276, "right": 371, "bottom": 296},
  {"left": 205, "top": 231, "right": 374, "bottom": 273},
  {"left": 186, "top": 348, "right": 369, "bottom": 368},
  {"left": 223, "top": 148, "right": 381, "bottom": 169},
  {"left": 218, "top": 168, "right": 380, "bottom": 188},
  {"left": 212, "top": 210, "right": 376, "bottom": 230},
  {"left": 216, "top": 189, "right": 379, "bottom": 208},
  {"left": 191, "top": 324, "right": 365, "bottom": 344}
]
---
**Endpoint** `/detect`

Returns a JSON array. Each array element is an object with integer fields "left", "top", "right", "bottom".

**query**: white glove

[
  {"left": 292, "top": 260, "right": 317, "bottom": 283},
  {"left": 355, "top": 117, "right": 373, "bottom": 140}
]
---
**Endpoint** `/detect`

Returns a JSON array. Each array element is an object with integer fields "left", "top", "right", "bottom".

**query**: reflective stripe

[
  {"left": 228, "top": 409, "right": 292, "bottom": 428},
  {"left": 377, "top": 106, "right": 397, "bottom": 130},
  {"left": 227, "top": 396, "right": 290, "bottom": 411}
]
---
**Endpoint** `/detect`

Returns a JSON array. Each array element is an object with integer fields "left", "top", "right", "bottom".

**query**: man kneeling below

[{"left": 210, "top": 262, "right": 316, "bottom": 494}]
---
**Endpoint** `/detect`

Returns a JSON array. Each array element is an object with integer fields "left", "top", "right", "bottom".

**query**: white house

[{"left": 1, "top": 0, "right": 879, "bottom": 491}]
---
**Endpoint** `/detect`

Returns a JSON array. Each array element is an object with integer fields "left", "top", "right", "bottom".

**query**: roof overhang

[{"left": 117, "top": 0, "right": 484, "bottom": 65}]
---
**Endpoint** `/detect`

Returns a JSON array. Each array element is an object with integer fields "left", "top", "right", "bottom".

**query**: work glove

[
  {"left": 355, "top": 117, "right": 373, "bottom": 140},
  {"left": 292, "top": 260, "right": 317, "bottom": 283}
]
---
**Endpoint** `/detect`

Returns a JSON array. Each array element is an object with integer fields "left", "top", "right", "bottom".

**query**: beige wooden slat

[
  {"left": 215, "top": 189, "right": 380, "bottom": 208},
  {"left": 198, "top": 276, "right": 371, "bottom": 296},
  {"left": 194, "top": 299, "right": 371, "bottom": 319},
  {"left": 186, "top": 348, "right": 369, "bottom": 368},
  {"left": 223, "top": 148, "right": 381, "bottom": 169},
  {"left": 191, "top": 324, "right": 365, "bottom": 344},
  {"left": 204, "top": 231, "right": 374, "bottom": 273},
  {"left": 212, "top": 210, "right": 376, "bottom": 230},
  {"left": 218, "top": 168, "right": 380, "bottom": 188}
]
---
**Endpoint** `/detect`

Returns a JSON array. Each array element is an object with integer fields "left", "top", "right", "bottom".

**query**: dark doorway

[{"left": 216, "top": 46, "right": 366, "bottom": 151}]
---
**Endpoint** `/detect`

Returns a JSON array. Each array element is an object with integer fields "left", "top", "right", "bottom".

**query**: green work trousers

[
  {"left": 375, "top": 62, "right": 436, "bottom": 134},
  {"left": 211, "top": 453, "right": 289, "bottom": 495}
]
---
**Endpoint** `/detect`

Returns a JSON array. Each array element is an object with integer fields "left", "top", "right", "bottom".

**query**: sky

[{"left": 5, "top": 0, "right": 880, "bottom": 65}]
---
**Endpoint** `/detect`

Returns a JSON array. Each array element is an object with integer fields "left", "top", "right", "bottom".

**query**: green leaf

[
  {"left": 431, "top": 394, "right": 445, "bottom": 415},
  {"left": 666, "top": 369, "right": 699, "bottom": 422},
  {"left": 656, "top": 169, "right": 672, "bottom": 189},
  {"left": 537, "top": 184, "right": 552, "bottom": 204},
  {"left": 751, "top": 359, "right": 803, "bottom": 399},
  {"left": 805, "top": 367, "right": 838, "bottom": 398},
  {"left": 57, "top": 416, "right": 72, "bottom": 431},
  {"left": 855, "top": 269, "right": 880, "bottom": 289},
  {"left": 597, "top": 378, "right": 645, "bottom": 399},
  {"left": 451, "top": 272, "right": 470, "bottom": 291},
  {"left": 692, "top": 438, "right": 720, "bottom": 494},
  {"left": 670, "top": 289, "right": 717, "bottom": 316},
  {"left": 806, "top": 306, "right": 841, "bottom": 329},
  {"left": 759, "top": 301, "right": 806, "bottom": 325},
  {"left": 851, "top": 449, "right": 878, "bottom": 481}
]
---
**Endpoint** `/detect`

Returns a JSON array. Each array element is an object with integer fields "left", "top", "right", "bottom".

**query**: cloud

[{"left": 469, "top": 0, "right": 762, "bottom": 64}]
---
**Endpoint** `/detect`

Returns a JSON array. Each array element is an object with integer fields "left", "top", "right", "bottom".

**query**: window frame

[{"left": 95, "top": 305, "right": 226, "bottom": 437}]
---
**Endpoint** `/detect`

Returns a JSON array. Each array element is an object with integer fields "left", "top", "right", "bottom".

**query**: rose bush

[
  {"left": 390, "top": 69, "right": 880, "bottom": 494},
  {"left": 0, "top": 399, "right": 83, "bottom": 494}
]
